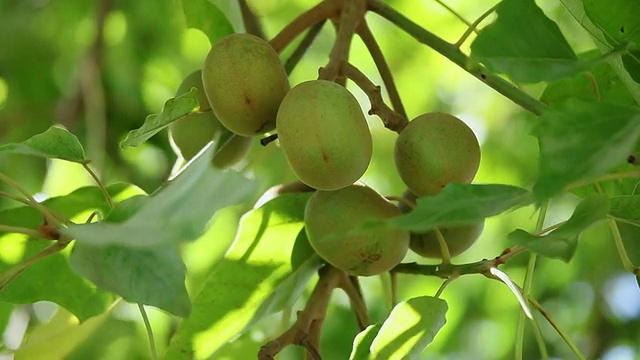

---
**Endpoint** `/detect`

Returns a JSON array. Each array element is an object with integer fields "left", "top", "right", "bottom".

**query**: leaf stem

[
  {"left": 607, "top": 218, "right": 638, "bottom": 273},
  {"left": 0, "top": 225, "right": 44, "bottom": 239},
  {"left": 527, "top": 295, "right": 586, "bottom": 360},
  {"left": 0, "top": 172, "right": 61, "bottom": 226},
  {"left": 366, "top": 0, "right": 548, "bottom": 116},
  {"left": 453, "top": 4, "right": 498, "bottom": 48},
  {"left": 356, "top": 20, "right": 408, "bottom": 120},
  {"left": 433, "top": 0, "right": 472, "bottom": 27},
  {"left": 434, "top": 228, "right": 452, "bottom": 265},
  {"left": 82, "top": 163, "right": 114, "bottom": 210},
  {"left": 344, "top": 63, "right": 408, "bottom": 132},
  {"left": 138, "top": 304, "right": 158, "bottom": 360}
]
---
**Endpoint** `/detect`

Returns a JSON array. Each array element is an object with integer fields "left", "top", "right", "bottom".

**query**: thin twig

[
  {"left": 238, "top": 0, "right": 266, "bottom": 39},
  {"left": 285, "top": 20, "right": 327, "bottom": 75},
  {"left": 82, "top": 163, "right": 114, "bottom": 210},
  {"left": 0, "top": 242, "right": 68, "bottom": 293},
  {"left": 0, "top": 172, "right": 60, "bottom": 226},
  {"left": 453, "top": 4, "right": 498, "bottom": 48},
  {"left": 367, "top": 0, "right": 547, "bottom": 116},
  {"left": 356, "top": 20, "right": 407, "bottom": 120},
  {"left": 270, "top": 0, "right": 340, "bottom": 53},
  {"left": 0, "top": 225, "right": 44, "bottom": 239},
  {"left": 433, "top": 228, "right": 452, "bottom": 265},
  {"left": 343, "top": 63, "right": 408, "bottom": 132}
]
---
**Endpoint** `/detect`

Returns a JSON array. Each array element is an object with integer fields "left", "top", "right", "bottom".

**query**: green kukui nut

[
  {"left": 394, "top": 112, "right": 480, "bottom": 196},
  {"left": 410, "top": 221, "right": 484, "bottom": 259},
  {"left": 212, "top": 132, "right": 253, "bottom": 169},
  {"left": 202, "top": 33, "right": 290, "bottom": 136},
  {"left": 276, "top": 80, "right": 373, "bottom": 191},
  {"left": 169, "top": 70, "right": 224, "bottom": 160},
  {"left": 304, "top": 184, "right": 409, "bottom": 276}
]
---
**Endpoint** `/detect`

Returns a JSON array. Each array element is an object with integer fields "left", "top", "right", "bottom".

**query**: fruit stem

[
  {"left": 319, "top": 0, "right": 367, "bottom": 81},
  {"left": 285, "top": 20, "right": 327, "bottom": 75},
  {"left": 137, "top": 304, "right": 158, "bottom": 360},
  {"left": 270, "top": 0, "right": 339, "bottom": 53},
  {"left": 344, "top": 63, "right": 409, "bottom": 132},
  {"left": 366, "top": 0, "right": 548, "bottom": 117},
  {"left": 433, "top": 228, "right": 452, "bottom": 265},
  {"left": 258, "top": 265, "right": 341, "bottom": 359},
  {"left": 0, "top": 225, "right": 45, "bottom": 239},
  {"left": 82, "top": 163, "right": 114, "bottom": 210},
  {"left": 356, "top": 20, "right": 408, "bottom": 120}
]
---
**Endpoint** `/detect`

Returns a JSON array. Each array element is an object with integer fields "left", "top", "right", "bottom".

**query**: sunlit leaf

[
  {"left": 0, "top": 125, "right": 87, "bottom": 163},
  {"left": 0, "top": 184, "right": 136, "bottom": 321},
  {"left": 370, "top": 296, "right": 447, "bottom": 359},
  {"left": 379, "top": 184, "right": 532, "bottom": 233},
  {"left": 164, "top": 193, "right": 321, "bottom": 360},
  {"left": 14, "top": 307, "right": 111, "bottom": 360},
  {"left": 120, "top": 89, "right": 199, "bottom": 149},
  {"left": 540, "top": 50, "right": 637, "bottom": 106},
  {"left": 181, "top": 0, "right": 235, "bottom": 45},
  {"left": 533, "top": 100, "right": 640, "bottom": 200},
  {"left": 63, "top": 146, "right": 257, "bottom": 248},
  {"left": 470, "top": 0, "right": 590, "bottom": 83},
  {"left": 509, "top": 195, "right": 609, "bottom": 262},
  {"left": 350, "top": 324, "right": 382, "bottom": 360}
]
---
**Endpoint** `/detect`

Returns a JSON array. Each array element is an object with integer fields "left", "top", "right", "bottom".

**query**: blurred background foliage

[{"left": 0, "top": 0, "right": 639, "bottom": 359}]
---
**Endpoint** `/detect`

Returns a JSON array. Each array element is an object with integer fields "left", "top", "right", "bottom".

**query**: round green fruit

[
  {"left": 304, "top": 184, "right": 409, "bottom": 276},
  {"left": 202, "top": 33, "right": 290, "bottom": 136},
  {"left": 212, "top": 132, "right": 253, "bottom": 169},
  {"left": 409, "top": 221, "right": 484, "bottom": 259},
  {"left": 169, "top": 70, "right": 223, "bottom": 160},
  {"left": 276, "top": 80, "right": 372, "bottom": 190},
  {"left": 394, "top": 112, "right": 480, "bottom": 196}
]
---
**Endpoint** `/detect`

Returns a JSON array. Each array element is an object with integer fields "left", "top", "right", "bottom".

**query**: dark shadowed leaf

[
  {"left": 164, "top": 193, "right": 321, "bottom": 360},
  {"left": 120, "top": 89, "right": 199, "bottom": 148},
  {"left": 350, "top": 324, "right": 382, "bottom": 360},
  {"left": 470, "top": 0, "right": 590, "bottom": 83},
  {"left": 509, "top": 195, "right": 609, "bottom": 262},
  {"left": 63, "top": 146, "right": 257, "bottom": 248},
  {"left": 370, "top": 296, "right": 447, "bottom": 359},
  {"left": 381, "top": 184, "right": 532, "bottom": 233},
  {"left": 181, "top": 0, "right": 235, "bottom": 45},
  {"left": 533, "top": 100, "right": 640, "bottom": 200},
  {"left": 0, "top": 125, "right": 87, "bottom": 163}
]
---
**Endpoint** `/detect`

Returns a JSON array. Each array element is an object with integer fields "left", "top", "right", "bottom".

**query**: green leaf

[
  {"left": 70, "top": 243, "right": 190, "bottom": 317},
  {"left": 164, "top": 193, "right": 321, "bottom": 360},
  {"left": 533, "top": 100, "right": 640, "bottom": 200},
  {"left": 63, "top": 146, "right": 257, "bottom": 248},
  {"left": 0, "top": 184, "right": 137, "bottom": 321},
  {"left": 350, "top": 324, "right": 382, "bottom": 360},
  {"left": 509, "top": 195, "right": 610, "bottom": 262},
  {"left": 0, "top": 125, "right": 88, "bottom": 163},
  {"left": 558, "top": 0, "right": 640, "bottom": 103},
  {"left": 120, "top": 89, "right": 199, "bottom": 149},
  {"left": 370, "top": 296, "right": 447, "bottom": 359},
  {"left": 14, "top": 307, "right": 111, "bottom": 360},
  {"left": 182, "top": 0, "right": 235, "bottom": 45},
  {"left": 609, "top": 195, "right": 640, "bottom": 221},
  {"left": 382, "top": 184, "right": 532, "bottom": 232},
  {"left": 540, "top": 50, "right": 637, "bottom": 106},
  {"left": 470, "top": 0, "right": 588, "bottom": 83}
]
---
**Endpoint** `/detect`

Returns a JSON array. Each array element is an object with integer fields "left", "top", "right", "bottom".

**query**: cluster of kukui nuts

[{"left": 170, "top": 33, "right": 483, "bottom": 276}]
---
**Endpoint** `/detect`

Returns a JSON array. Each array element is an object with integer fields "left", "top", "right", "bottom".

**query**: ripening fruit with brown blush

[
  {"left": 409, "top": 221, "right": 484, "bottom": 258},
  {"left": 394, "top": 112, "right": 480, "bottom": 196},
  {"left": 276, "top": 80, "right": 372, "bottom": 190},
  {"left": 169, "top": 70, "right": 223, "bottom": 160},
  {"left": 304, "top": 184, "right": 409, "bottom": 276},
  {"left": 202, "top": 33, "right": 289, "bottom": 136}
]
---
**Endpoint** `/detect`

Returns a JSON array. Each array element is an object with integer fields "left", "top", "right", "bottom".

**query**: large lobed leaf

[
  {"left": 509, "top": 195, "right": 610, "bottom": 262},
  {"left": 470, "top": 0, "right": 591, "bottom": 83},
  {"left": 0, "top": 184, "right": 137, "bottom": 321},
  {"left": 164, "top": 193, "right": 321, "bottom": 360},
  {"left": 533, "top": 100, "right": 640, "bottom": 200},
  {"left": 63, "top": 145, "right": 257, "bottom": 248},
  {"left": 0, "top": 125, "right": 88, "bottom": 163}
]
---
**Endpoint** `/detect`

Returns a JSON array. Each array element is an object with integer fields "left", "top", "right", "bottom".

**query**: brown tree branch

[
  {"left": 238, "top": 0, "right": 266, "bottom": 39},
  {"left": 270, "top": 0, "right": 341, "bottom": 53}
]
